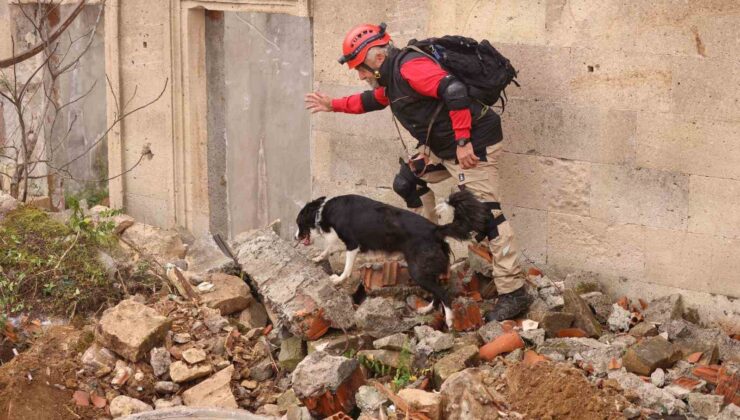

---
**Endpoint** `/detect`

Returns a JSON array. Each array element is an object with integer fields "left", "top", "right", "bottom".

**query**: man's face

[{"left": 356, "top": 52, "right": 385, "bottom": 88}]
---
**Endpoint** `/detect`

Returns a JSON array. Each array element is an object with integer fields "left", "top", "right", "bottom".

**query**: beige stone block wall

[{"left": 310, "top": 0, "right": 740, "bottom": 310}]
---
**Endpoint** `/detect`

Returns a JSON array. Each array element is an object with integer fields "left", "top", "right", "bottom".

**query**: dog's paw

[
  {"left": 312, "top": 255, "right": 325, "bottom": 263},
  {"left": 416, "top": 300, "right": 435, "bottom": 315},
  {"left": 329, "top": 274, "right": 344, "bottom": 284},
  {"left": 443, "top": 305, "right": 455, "bottom": 330}
]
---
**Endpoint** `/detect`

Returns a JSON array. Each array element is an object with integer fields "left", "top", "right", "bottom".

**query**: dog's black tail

[{"left": 434, "top": 190, "right": 488, "bottom": 241}]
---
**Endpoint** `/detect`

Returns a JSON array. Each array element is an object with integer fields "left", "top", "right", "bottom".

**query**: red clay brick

[
  {"left": 693, "top": 365, "right": 721, "bottom": 384},
  {"left": 556, "top": 328, "right": 589, "bottom": 338},
  {"left": 716, "top": 365, "right": 740, "bottom": 406},
  {"left": 672, "top": 376, "right": 702, "bottom": 390},
  {"left": 451, "top": 298, "right": 483, "bottom": 332},
  {"left": 302, "top": 367, "right": 366, "bottom": 418}
]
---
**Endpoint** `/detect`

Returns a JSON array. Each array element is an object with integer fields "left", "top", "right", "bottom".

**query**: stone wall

[{"left": 311, "top": 0, "right": 740, "bottom": 309}]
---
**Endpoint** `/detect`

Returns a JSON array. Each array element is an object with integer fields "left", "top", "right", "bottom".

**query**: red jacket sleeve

[
  {"left": 400, "top": 57, "right": 472, "bottom": 140},
  {"left": 331, "top": 88, "right": 389, "bottom": 114}
]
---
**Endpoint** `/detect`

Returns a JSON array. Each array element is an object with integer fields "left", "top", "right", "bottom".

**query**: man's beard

[{"left": 365, "top": 78, "right": 379, "bottom": 88}]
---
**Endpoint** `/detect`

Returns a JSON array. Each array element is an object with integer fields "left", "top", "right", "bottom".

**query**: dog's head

[{"left": 294, "top": 197, "right": 326, "bottom": 245}]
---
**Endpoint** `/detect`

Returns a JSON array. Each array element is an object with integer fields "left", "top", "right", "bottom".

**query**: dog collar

[{"left": 315, "top": 197, "right": 330, "bottom": 228}]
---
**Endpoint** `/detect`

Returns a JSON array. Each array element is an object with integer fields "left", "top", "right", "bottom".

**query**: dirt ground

[
  {"left": 504, "top": 362, "right": 629, "bottom": 420},
  {"left": 0, "top": 326, "right": 98, "bottom": 420}
]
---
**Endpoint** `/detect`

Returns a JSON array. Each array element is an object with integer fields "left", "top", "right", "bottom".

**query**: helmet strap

[{"left": 373, "top": 70, "right": 381, "bottom": 79}]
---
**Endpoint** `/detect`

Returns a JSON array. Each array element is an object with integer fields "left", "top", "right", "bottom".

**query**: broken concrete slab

[
  {"left": 232, "top": 227, "right": 355, "bottom": 339},
  {"left": 355, "top": 385, "right": 387, "bottom": 415},
  {"left": 660, "top": 319, "right": 740, "bottom": 363},
  {"left": 622, "top": 336, "right": 680, "bottom": 376},
  {"left": 110, "top": 395, "right": 153, "bottom": 417},
  {"left": 373, "top": 333, "right": 413, "bottom": 352},
  {"left": 95, "top": 299, "right": 171, "bottom": 362},
  {"left": 608, "top": 370, "right": 686, "bottom": 415},
  {"left": 629, "top": 322, "right": 659, "bottom": 338},
  {"left": 608, "top": 303, "right": 632, "bottom": 333},
  {"left": 279, "top": 336, "right": 306, "bottom": 371},
  {"left": 354, "top": 297, "right": 416, "bottom": 338},
  {"left": 688, "top": 392, "right": 724, "bottom": 418},
  {"left": 81, "top": 344, "right": 118, "bottom": 376},
  {"left": 414, "top": 326, "right": 454, "bottom": 353},
  {"left": 186, "top": 235, "right": 237, "bottom": 274},
  {"left": 642, "top": 294, "right": 683, "bottom": 325},
  {"left": 563, "top": 290, "right": 602, "bottom": 337},
  {"left": 169, "top": 361, "right": 212, "bottom": 383},
  {"left": 580, "top": 291, "right": 613, "bottom": 324},
  {"left": 237, "top": 302, "right": 269, "bottom": 330},
  {"left": 440, "top": 367, "right": 504, "bottom": 419},
  {"left": 182, "top": 364, "right": 238, "bottom": 409},
  {"left": 433, "top": 345, "right": 479, "bottom": 387},
  {"left": 121, "top": 223, "right": 187, "bottom": 265},
  {"left": 477, "top": 320, "right": 506, "bottom": 343},
  {"left": 357, "top": 349, "right": 414, "bottom": 369},
  {"left": 541, "top": 312, "right": 575, "bottom": 338},
  {"left": 182, "top": 348, "right": 207, "bottom": 365},
  {"left": 199, "top": 273, "right": 252, "bottom": 315},
  {"left": 292, "top": 351, "right": 366, "bottom": 418},
  {"left": 398, "top": 389, "right": 442, "bottom": 420},
  {"left": 537, "top": 337, "right": 608, "bottom": 360}
]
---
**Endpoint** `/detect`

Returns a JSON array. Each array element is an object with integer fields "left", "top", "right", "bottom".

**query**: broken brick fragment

[
  {"left": 693, "top": 365, "right": 720, "bottom": 384},
  {"left": 522, "top": 350, "right": 548, "bottom": 366},
  {"left": 293, "top": 352, "right": 366, "bottom": 418},
  {"left": 716, "top": 364, "right": 740, "bottom": 406},
  {"left": 451, "top": 298, "right": 483, "bottom": 332},
  {"left": 687, "top": 352, "right": 703, "bottom": 363},
  {"left": 468, "top": 243, "right": 492, "bottom": 263},
  {"left": 479, "top": 332, "right": 524, "bottom": 361},
  {"left": 556, "top": 328, "right": 589, "bottom": 338},
  {"left": 616, "top": 296, "right": 630, "bottom": 310},
  {"left": 673, "top": 376, "right": 702, "bottom": 391}
]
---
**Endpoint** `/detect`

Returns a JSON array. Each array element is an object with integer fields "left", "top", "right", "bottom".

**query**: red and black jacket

[{"left": 331, "top": 47, "right": 502, "bottom": 160}]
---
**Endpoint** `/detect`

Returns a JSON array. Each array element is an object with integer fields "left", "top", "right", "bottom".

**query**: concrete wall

[{"left": 311, "top": 0, "right": 740, "bottom": 314}]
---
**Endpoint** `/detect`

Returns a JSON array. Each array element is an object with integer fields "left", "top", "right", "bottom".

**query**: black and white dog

[{"left": 295, "top": 190, "right": 487, "bottom": 327}]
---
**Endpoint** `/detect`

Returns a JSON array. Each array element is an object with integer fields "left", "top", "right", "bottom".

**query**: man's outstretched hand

[{"left": 305, "top": 92, "right": 333, "bottom": 113}]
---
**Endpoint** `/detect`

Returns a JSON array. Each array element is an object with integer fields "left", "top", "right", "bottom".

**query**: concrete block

[
  {"left": 501, "top": 152, "right": 590, "bottom": 216},
  {"left": 567, "top": 48, "right": 673, "bottom": 113},
  {"left": 503, "top": 100, "right": 637, "bottom": 165},
  {"left": 672, "top": 56, "right": 740, "bottom": 121},
  {"left": 590, "top": 164, "right": 689, "bottom": 230},
  {"left": 689, "top": 175, "right": 740, "bottom": 239},
  {"left": 547, "top": 213, "right": 645, "bottom": 280},
  {"left": 636, "top": 113, "right": 740, "bottom": 180},
  {"left": 464, "top": 0, "right": 547, "bottom": 45},
  {"left": 495, "top": 43, "right": 572, "bottom": 102}
]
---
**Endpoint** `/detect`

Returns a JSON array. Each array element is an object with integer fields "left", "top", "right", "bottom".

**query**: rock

[
  {"left": 355, "top": 385, "right": 387, "bottom": 414},
  {"left": 169, "top": 361, "right": 212, "bottom": 383},
  {"left": 607, "top": 303, "right": 632, "bottom": 333},
  {"left": 257, "top": 404, "right": 282, "bottom": 417},
  {"left": 122, "top": 223, "right": 187, "bottom": 265},
  {"left": 109, "top": 396, "right": 153, "bottom": 417},
  {"left": 186, "top": 234, "right": 237, "bottom": 274},
  {"left": 505, "top": 348, "right": 524, "bottom": 362},
  {"left": 713, "top": 403, "right": 740, "bottom": 420},
  {"left": 154, "top": 396, "right": 183, "bottom": 410},
  {"left": 238, "top": 302, "right": 269, "bottom": 329},
  {"left": 414, "top": 326, "right": 454, "bottom": 353},
  {"left": 398, "top": 389, "right": 442, "bottom": 420},
  {"left": 233, "top": 227, "right": 355, "bottom": 339},
  {"left": 111, "top": 360, "right": 133, "bottom": 386},
  {"left": 525, "top": 296, "right": 550, "bottom": 323},
  {"left": 279, "top": 336, "right": 306, "bottom": 371},
  {"left": 541, "top": 312, "right": 575, "bottom": 338},
  {"left": 0, "top": 191, "right": 20, "bottom": 222},
  {"left": 537, "top": 337, "right": 607, "bottom": 360},
  {"left": 292, "top": 351, "right": 365, "bottom": 418},
  {"left": 81, "top": 344, "right": 118, "bottom": 376},
  {"left": 308, "top": 333, "right": 369, "bottom": 355},
  {"left": 354, "top": 297, "right": 416, "bottom": 338},
  {"left": 440, "top": 367, "right": 503, "bottom": 419},
  {"left": 373, "top": 333, "right": 413, "bottom": 351},
  {"left": 629, "top": 322, "right": 658, "bottom": 338},
  {"left": 664, "top": 384, "right": 692, "bottom": 399},
  {"left": 608, "top": 370, "right": 686, "bottom": 414},
  {"left": 687, "top": 393, "right": 724, "bottom": 418},
  {"left": 660, "top": 319, "right": 740, "bottom": 363},
  {"left": 150, "top": 347, "right": 171, "bottom": 377},
  {"left": 286, "top": 405, "right": 313, "bottom": 420},
  {"left": 154, "top": 381, "right": 179, "bottom": 394},
  {"left": 577, "top": 345, "right": 625, "bottom": 375},
  {"left": 182, "top": 348, "right": 207, "bottom": 365},
  {"left": 277, "top": 389, "right": 300, "bottom": 412},
  {"left": 622, "top": 406, "right": 641, "bottom": 419},
  {"left": 433, "top": 345, "right": 479, "bottom": 387},
  {"left": 357, "top": 349, "right": 413, "bottom": 369},
  {"left": 202, "top": 306, "right": 229, "bottom": 333},
  {"left": 249, "top": 359, "right": 274, "bottom": 381},
  {"left": 563, "top": 290, "right": 602, "bottom": 337},
  {"left": 642, "top": 294, "right": 683, "bottom": 325},
  {"left": 538, "top": 285, "right": 564, "bottom": 311},
  {"left": 477, "top": 321, "right": 506, "bottom": 343},
  {"left": 173, "top": 333, "right": 191, "bottom": 344},
  {"left": 623, "top": 336, "right": 680, "bottom": 376},
  {"left": 240, "top": 379, "right": 258, "bottom": 389},
  {"left": 95, "top": 299, "right": 171, "bottom": 362},
  {"left": 200, "top": 273, "right": 252, "bottom": 315},
  {"left": 651, "top": 368, "right": 666, "bottom": 387},
  {"left": 580, "top": 291, "right": 613, "bottom": 324},
  {"left": 520, "top": 329, "right": 546, "bottom": 346},
  {"left": 180, "top": 364, "right": 237, "bottom": 409}
]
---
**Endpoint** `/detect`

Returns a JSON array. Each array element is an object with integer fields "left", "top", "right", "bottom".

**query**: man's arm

[
  {"left": 305, "top": 88, "right": 389, "bottom": 114},
  {"left": 400, "top": 57, "right": 478, "bottom": 169}
]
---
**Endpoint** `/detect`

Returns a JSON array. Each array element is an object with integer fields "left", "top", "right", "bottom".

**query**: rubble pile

[{"left": 2, "top": 205, "right": 738, "bottom": 419}]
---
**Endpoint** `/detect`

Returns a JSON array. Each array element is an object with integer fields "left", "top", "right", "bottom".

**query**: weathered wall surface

[
  {"left": 116, "top": 0, "right": 173, "bottom": 226},
  {"left": 311, "top": 0, "right": 740, "bottom": 309}
]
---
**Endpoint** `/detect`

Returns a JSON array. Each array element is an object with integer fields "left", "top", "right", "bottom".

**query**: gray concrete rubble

[
  {"left": 231, "top": 226, "right": 355, "bottom": 338},
  {"left": 121, "top": 223, "right": 188, "bottom": 265},
  {"left": 354, "top": 297, "right": 417, "bottom": 338},
  {"left": 186, "top": 234, "right": 238, "bottom": 274}
]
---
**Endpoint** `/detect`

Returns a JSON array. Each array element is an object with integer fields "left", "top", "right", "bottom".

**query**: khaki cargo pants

[{"left": 414, "top": 143, "right": 525, "bottom": 294}]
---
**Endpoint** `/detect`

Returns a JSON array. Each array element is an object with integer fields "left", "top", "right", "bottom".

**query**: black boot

[{"left": 484, "top": 286, "right": 531, "bottom": 322}]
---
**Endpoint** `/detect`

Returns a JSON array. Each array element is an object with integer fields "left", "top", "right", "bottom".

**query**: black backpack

[{"left": 406, "top": 35, "right": 519, "bottom": 111}]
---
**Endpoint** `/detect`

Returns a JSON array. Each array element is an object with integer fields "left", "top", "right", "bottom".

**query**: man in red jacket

[{"left": 305, "top": 23, "right": 530, "bottom": 322}]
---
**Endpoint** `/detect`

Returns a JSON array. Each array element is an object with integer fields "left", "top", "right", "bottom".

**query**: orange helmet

[{"left": 338, "top": 23, "right": 391, "bottom": 69}]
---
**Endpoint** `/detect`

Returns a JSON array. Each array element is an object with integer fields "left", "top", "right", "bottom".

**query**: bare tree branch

[{"left": 0, "top": 0, "right": 87, "bottom": 69}]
